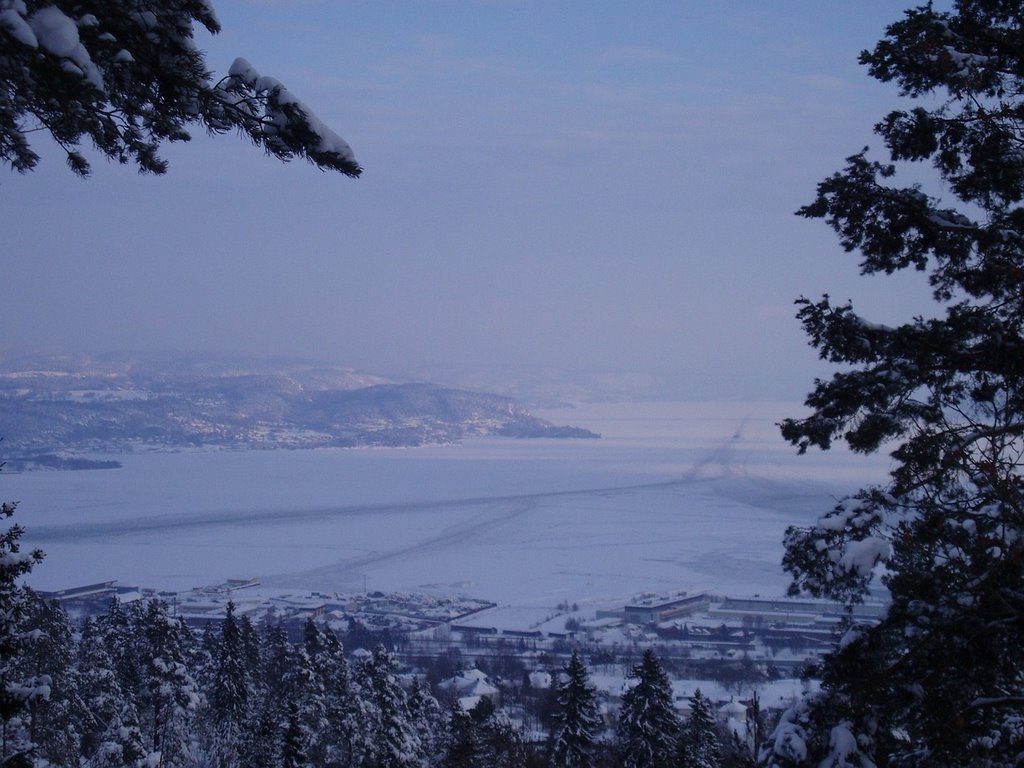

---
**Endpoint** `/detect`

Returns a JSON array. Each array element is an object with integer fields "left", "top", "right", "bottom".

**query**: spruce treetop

[{"left": 615, "top": 649, "right": 678, "bottom": 768}]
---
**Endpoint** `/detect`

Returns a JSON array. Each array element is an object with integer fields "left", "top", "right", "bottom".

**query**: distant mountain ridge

[{"left": 0, "top": 354, "right": 598, "bottom": 461}]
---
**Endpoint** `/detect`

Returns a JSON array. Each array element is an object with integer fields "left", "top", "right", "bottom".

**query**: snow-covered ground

[{"left": 6, "top": 401, "right": 890, "bottom": 606}]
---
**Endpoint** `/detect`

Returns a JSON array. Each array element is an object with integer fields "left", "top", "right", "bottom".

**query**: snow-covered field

[{"left": 6, "top": 402, "right": 890, "bottom": 607}]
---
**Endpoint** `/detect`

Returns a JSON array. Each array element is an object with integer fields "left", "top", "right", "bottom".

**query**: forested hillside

[{"left": 0, "top": 354, "right": 597, "bottom": 458}]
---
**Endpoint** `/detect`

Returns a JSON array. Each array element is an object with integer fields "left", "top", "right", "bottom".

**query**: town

[{"left": 38, "top": 576, "right": 887, "bottom": 736}]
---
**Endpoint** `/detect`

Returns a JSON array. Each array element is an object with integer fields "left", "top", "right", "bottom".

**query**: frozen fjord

[{"left": 8, "top": 401, "right": 890, "bottom": 605}]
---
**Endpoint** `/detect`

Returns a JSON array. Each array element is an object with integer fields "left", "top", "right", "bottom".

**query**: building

[
  {"left": 709, "top": 596, "right": 888, "bottom": 626},
  {"left": 598, "top": 591, "right": 711, "bottom": 624}
]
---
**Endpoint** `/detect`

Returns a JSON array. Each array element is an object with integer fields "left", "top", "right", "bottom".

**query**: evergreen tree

[
  {"left": 236, "top": 620, "right": 293, "bottom": 768},
  {"left": 442, "top": 702, "right": 479, "bottom": 768},
  {"left": 679, "top": 690, "right": 720, "bottom": 768},
  {"left": 236, "top": 698, "right": 285, "bottom": 768},
  {"left": 137, "top": 600, "right": 199, "bottom": 767},
  {"left": 19, "top": 595, "right": 84, "bottom": 767},
  {"left": 441, "top": 696, "right": 528, "bottom": 768},
  {"left": 407, "top": 677, "right": 444, "bottom": 767},
  {"left": 287, "top": 622, "right": 329, "bottom": 765},
  {"left": 0, "top": 0, "right": 361, "bottom": 177},
  {"left": 478, "top": 708, "right": 532, "bottom": 768},
  {"left": 259, "top": 620, "right": 293, "bottom": 705},
  {"left": 281, "top": 697, "right": 309, "bottom": 768},
  {"left": 317, "top": 622, "right": 353, "bottom": 768},
  {"left": 550, "top": 650, "right": 602, "bottom": 768},
  {"left": 615, "top": 649, "right": 678, "bottom": 768},
  {"left": 238, "top": 614, "right": 261, "bottom": 672},
  {"left": 350, "top": 645, "right": 423, "bottom": 768},
  {"left": 767, "top": 1, "right": 1024, "bottom": 765},
  {"left": 0, "top": 502, "right": 45, "bottom": 768},
  {"left": 211, "top": 603, "right": 248, "bottom": 714},
  {"left": 286, "top": 617, "right": 352, "bottom": 766},
  {"left": 98, "top": 599, "right": 144, "bottom": 704},
  {"left": 77, "top": 618, "right": 147, "bottom": 768},
  {"left": 205, "top": 601, "right": 252, "bottom": 768}
]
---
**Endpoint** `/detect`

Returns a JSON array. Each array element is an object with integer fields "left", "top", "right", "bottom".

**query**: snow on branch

[
  {"left": 217, "top": 57, "right": 361, "bottom": 176},
  {"left": 0, "top": 1, "right": 361, "bottom": 176}
]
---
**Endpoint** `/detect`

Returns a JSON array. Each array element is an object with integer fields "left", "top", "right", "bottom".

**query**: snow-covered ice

[{"left": 5, "top": 401, "right": 890, "bottom": 605}]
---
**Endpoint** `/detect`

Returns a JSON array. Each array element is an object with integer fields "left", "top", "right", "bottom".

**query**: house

[
  {"left": 439, "top": 667, "right": 501, "bottom": 710},
  {"left": 528, "top": 671, "right": 552, "bottom": 690}
]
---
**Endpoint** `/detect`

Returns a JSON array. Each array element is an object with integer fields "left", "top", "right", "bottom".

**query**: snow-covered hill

[{"left": 0, "top": 353, "right": 597, "bottom": 458}]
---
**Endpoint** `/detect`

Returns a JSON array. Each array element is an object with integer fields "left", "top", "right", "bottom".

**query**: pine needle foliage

[{"left": 768, "top": 2, "right": 1024, "bottom": 766}]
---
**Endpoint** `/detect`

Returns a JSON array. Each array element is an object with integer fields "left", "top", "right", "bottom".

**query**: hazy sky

[{"left": 2, "top": 1, "right": 943, "bottom": 400}]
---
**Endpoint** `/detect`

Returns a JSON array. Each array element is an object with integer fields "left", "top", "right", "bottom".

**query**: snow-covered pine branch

[{"left": 0, "top": 0, "right": 361, "bottom": 177}]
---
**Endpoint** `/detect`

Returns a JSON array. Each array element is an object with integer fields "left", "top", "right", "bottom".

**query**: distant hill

[{"left": 0, "top": 353, "right": 598, "bottom": 461}]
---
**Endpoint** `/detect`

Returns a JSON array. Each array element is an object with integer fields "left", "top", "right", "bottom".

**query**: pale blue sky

[{"left": 2, "top": 2, "right": 942, "bottom": 400}]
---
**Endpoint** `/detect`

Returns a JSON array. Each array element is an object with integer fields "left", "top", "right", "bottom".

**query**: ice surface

[{"left": 6, "top": 402, "right": 889, "bottom": 604}]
